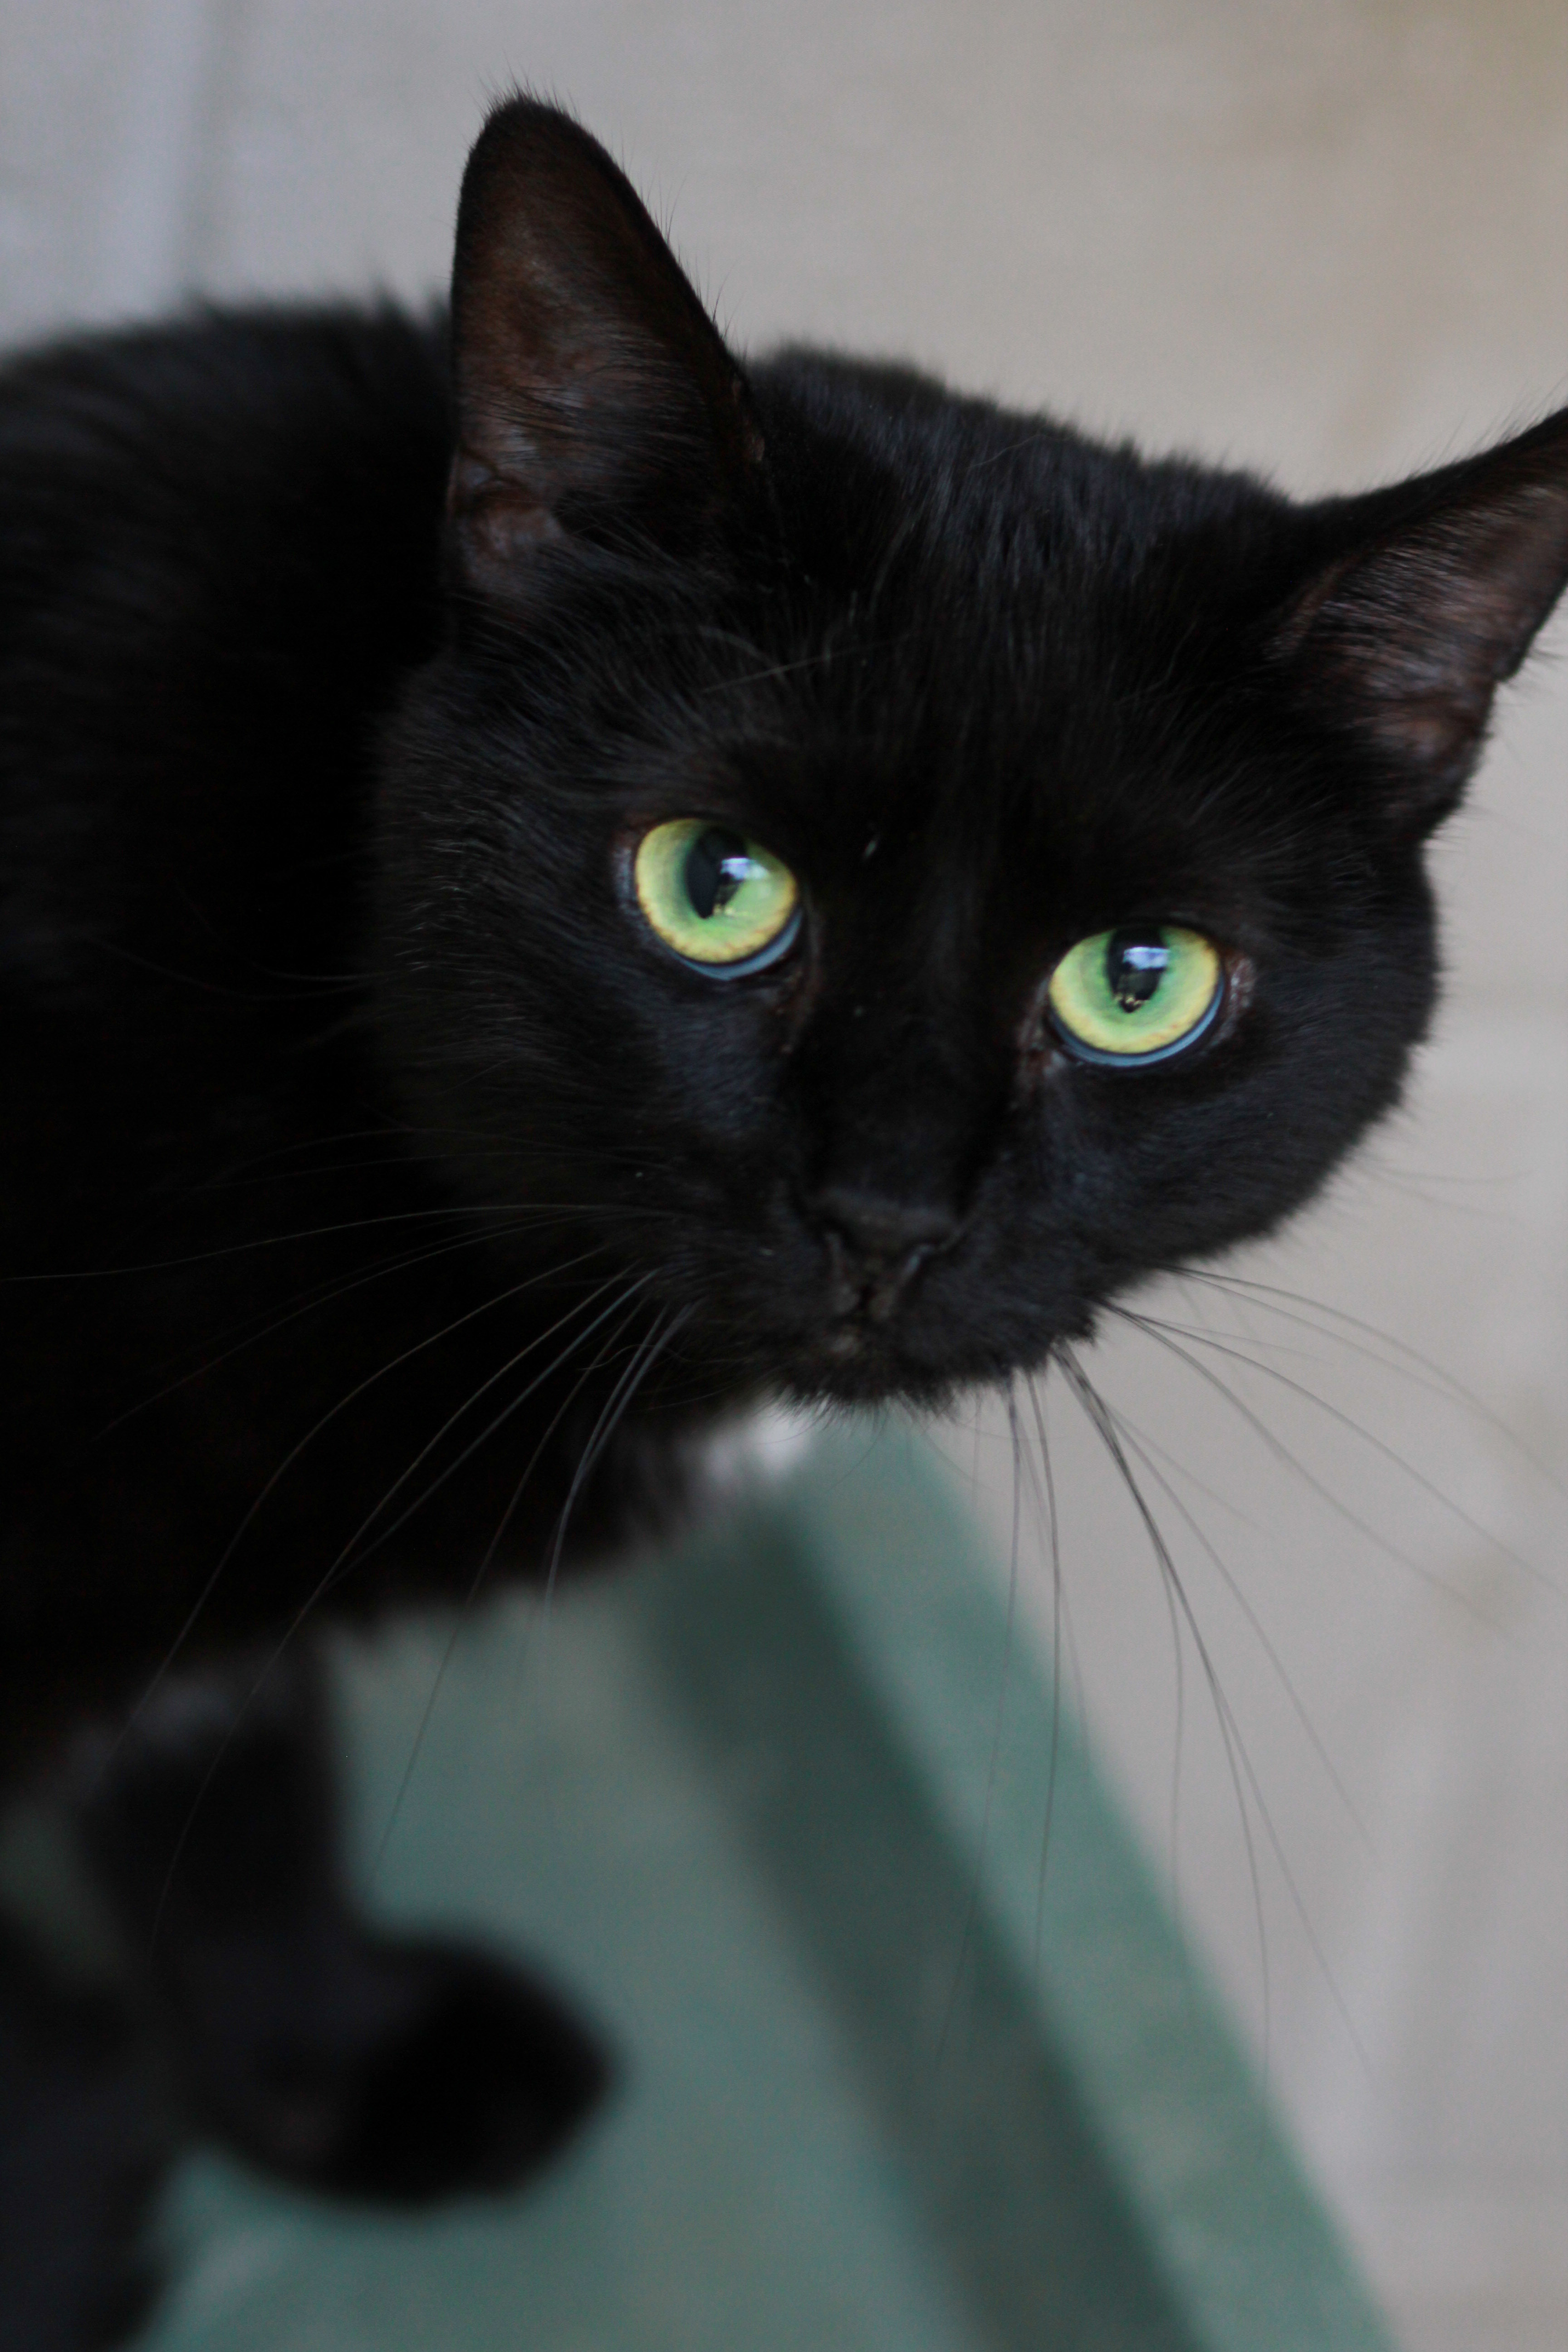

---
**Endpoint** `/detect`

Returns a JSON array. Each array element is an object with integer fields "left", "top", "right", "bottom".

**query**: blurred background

[{"left": 4, "top": 5, "right": 1567, "bottom": 2348}]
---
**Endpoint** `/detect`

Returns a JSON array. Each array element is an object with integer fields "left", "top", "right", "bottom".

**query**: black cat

[{"left": 3, "top": 95, "right": 1566, "bottom": 2348}]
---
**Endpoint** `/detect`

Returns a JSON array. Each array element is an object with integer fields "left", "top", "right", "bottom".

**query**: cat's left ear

[
  {"left": 1271, "top": 405, "right": 1568, "bottom": 834},
  {"left": 446, "top": 96, "right": 767, "bottom": 588}
]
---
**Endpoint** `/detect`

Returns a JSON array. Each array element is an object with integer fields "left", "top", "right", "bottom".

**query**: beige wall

[{"left": 6, "top": 7, "right": 1568, "bottom": 2346}]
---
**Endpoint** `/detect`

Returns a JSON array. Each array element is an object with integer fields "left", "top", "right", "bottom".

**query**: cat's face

[{"left": 374, "top": 101, "right": 1568, "bottom": 1411}]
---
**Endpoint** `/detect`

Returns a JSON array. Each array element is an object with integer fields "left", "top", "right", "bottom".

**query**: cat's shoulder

[
  {"left": 0, "top": 305, "right": 453, "bottom": 977},
  {"left": 0, "top": 303, "right": 452, "bottom": 642},
  {"left": 0, "top": 302, "right": 450, "bottom": 478}
]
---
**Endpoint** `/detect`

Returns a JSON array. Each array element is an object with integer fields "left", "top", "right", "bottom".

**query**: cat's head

[{"left": 374, "top": 98, "right": 1568, "bottom": 1410}]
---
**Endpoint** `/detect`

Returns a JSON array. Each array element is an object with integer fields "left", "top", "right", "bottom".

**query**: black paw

[
  {"left": 70, "top": 1662, "right": 611, "bottom": 2211},
  {"left": 196, "top": 1931, "right": 612, "bottom": 2205}
]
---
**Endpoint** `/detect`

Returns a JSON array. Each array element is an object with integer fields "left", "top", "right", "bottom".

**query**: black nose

[{"left": 809, "top": 1185, "right": 959, "bottom": 1318}]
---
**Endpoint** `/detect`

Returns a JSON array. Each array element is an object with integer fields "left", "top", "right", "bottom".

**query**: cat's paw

[
  {"left": 310, "top": 1936, "right": 612, "bottom": 2203},
  {"left": 198, "top": 1931, "right": 612, "bottom": 2205}
]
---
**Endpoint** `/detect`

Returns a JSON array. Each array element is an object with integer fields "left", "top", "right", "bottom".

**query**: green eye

[
  {"left": 632, "top": 819, "right": 801, "bottom": 973},
  {"left": 1049, "top": 926, "right": 1222, "bottom": 1065}
]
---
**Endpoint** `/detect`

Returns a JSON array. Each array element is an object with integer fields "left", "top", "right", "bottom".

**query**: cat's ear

[
  {"left": 446, "top": 97, "right": 766, "bottom": 585},
  {"left": 1271, "top": 405, "right": 1568, "bottom": 833}
]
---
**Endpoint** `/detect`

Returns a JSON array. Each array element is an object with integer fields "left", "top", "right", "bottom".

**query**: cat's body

[
  {"left": 0, "top": 303, "right": 666, "bottom": 1766},
  {"left": 5, "top": 98, "right": 1568, "bottom": 2350}
]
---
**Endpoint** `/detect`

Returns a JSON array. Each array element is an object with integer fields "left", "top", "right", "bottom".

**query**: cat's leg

[
  {"left": 71, "top": 1654, "right": 609, "bottom": 2204},
  {"left": 0, "top": 1924, "right": 165, "bottom": 2352}
]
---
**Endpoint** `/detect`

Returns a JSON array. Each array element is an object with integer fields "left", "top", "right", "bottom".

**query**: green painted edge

[
  {"left": 639, "top": 1464, "right": 1200, "bottom": 2346},
  {"left": 765, "top": 1418, "right": 1396, "bottom": 2352}
]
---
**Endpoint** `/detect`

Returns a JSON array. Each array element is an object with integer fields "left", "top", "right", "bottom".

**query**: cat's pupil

[
  {"left": 1105, "top": 928, "right": 1169, "bottom": 1013},
  {"left": 684, "top": 827, "right": 752, "bottom": 921}
]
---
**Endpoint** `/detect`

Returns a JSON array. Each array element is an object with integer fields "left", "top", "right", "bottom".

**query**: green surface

[{"left": 121, "top": 1421, "right": 1392, "bottom": 2349}]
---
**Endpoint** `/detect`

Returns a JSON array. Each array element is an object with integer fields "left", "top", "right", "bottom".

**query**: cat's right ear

[{"left": 446, "top": 97, "right": 767, "bottom": 589}]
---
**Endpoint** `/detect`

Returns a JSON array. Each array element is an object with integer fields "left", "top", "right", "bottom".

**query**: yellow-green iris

[
  {"left": 633, "top": 819, "right": 800, "bottom": 972},
  {"left": 1049, "top": 926, "right": 1222, "bottom": 1065}
]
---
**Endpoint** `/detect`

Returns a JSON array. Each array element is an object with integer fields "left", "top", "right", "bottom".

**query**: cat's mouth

[
  {"left": 816, "top": 1313, "right": 889, "bottom": 1379},
  {"left": 793, "top": 1230, "right": 951, "bottom": 1392},
  {"left": 781, "top": 1294, "right": 971, "bottom": 1407},
  {"left": 786, "top": 1324, "right": 921, "bottom": 1402},
  {"left": 762, "top": 1234, "right": 1074, "bottom": 1407}
]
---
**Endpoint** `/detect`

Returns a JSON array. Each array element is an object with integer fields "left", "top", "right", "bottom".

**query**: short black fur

[{"left": 5, "top": 97, "right": 1568, "bottom": 2347}]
